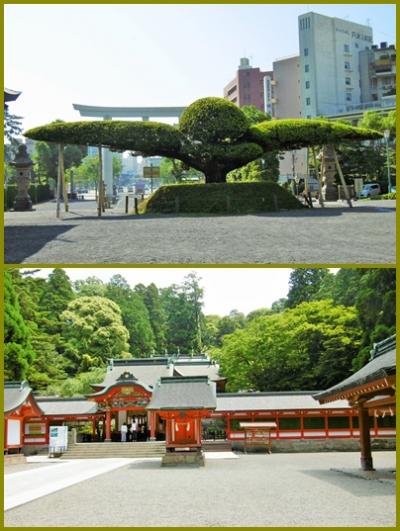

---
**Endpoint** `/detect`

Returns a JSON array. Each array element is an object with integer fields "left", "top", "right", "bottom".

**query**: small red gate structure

[
  {"left": 147, "top": 376, "right": 216, "bottom": 465},
  {"left": 240, "top": 421, "right": 277, "bottom": 454}
]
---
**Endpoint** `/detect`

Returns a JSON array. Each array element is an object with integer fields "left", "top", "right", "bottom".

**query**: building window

[
  {"left": 305, "top": 81, "right": 310, "bottom": 89},
  {"left": 279, "top": 417, "right": 301, "bottom": 430},
  {"left": 304, "top": 48, "right": 309, "bottom": 56},
  {"left": 305, "top": 64, "right": 309, "bottom": 73},
  {"left": 344, "top": 61, "right": 351, "bottom": 70},
  {"left": 346, "top": 92, "right": 352, "bottom": 102},
  {"left": 304, "top": 417, "right": 325, "bottom": 429},
  {"left": 344, "top": 44, "right": 350, "bottom": 53},
  {"left": 306, "top": 97, "right": 311, "bottom": 106},
  {"left": 355, "top": 42, "right": 359, "bottom": 49},
  {"left": 345, "top": 77, "right": 351, "bottom": 86},
  {"left": 328, "top": 416, "right": 350, "bottom": 429}
]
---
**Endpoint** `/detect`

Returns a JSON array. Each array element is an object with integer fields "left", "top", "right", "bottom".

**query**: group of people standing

[{"left": 120, "top": 419, "right": 148, "bottom": 442}]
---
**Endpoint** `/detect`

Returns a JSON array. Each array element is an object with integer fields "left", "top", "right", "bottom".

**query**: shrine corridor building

[{"left": 4, "top": 340, "right": 396, "bottom": 458}]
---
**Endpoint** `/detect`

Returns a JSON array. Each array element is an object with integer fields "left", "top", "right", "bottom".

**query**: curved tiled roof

[
  {"left": 216, "top": 392, "right": 350, "bottom": 412},
  {"left": 314, "top": 343, "right": 396, "bottom": 403},
  {"left": 4, "top": 381, "right": 34, "bottom": 413},
  {"left": 37, "top": 398, "right": 99, "bottom": 416},
  {"left": 148, "top": 376, "right": 217, "bottom": 410}
]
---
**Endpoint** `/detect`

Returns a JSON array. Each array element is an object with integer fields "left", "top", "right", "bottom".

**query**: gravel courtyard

[
  {"left": 4, "top": 452, "right": 396, "bottom": 527},
  {"left": 4, "top": 199, "right": 396, "bottom": 264}
]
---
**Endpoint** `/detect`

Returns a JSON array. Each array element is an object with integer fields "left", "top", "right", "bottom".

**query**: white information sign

[
  {"left": 7, "top": 419, "right": 21, "bottom": 446},
  {"left": 49, "top": 426, "right": 68, "bottom": 453}
]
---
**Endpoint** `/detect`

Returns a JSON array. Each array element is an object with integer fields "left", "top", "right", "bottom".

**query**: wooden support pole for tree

[
  {"left": 332, "top": 146, "right": 353, "bottom": 208},
  {"left": 98, "top": 145, "right": 103, "bottom": 217},
  {"left": 56, "top": 144, "right": 62, "bottom": 219},
  {"left": 358, "top": 403, "right": 374, "bottom": 471},
  {"left": 59, "top": 144, "right": 68, "bottom": 212},
  {"left": 311, "top": 147, "right": 324, "bottom": 207}
]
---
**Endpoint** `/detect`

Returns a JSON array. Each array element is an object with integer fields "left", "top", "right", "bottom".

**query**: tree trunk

[{"left": 204, "top": 165, "right": 228, "bottom": 183}]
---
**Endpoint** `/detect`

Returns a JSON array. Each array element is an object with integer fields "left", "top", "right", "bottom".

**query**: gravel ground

[
  {"left": 4, "top": 452, "right": 395, "bottom": 527},
  {"left": 4, "top": 199, "right": 395, "bottom": 264}
]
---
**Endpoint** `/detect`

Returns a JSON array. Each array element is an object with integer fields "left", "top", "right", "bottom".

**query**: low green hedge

[
  {"left": 371, "top": 192, "right": 396, "bottom": 200},
  {"left": 5, "top": 184, "right": 54, "bottom": 210},
  {"left": 143, "top": 182, "right": 304, "bottom": 215}
]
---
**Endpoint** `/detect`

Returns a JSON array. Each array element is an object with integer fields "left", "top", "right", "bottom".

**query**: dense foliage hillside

[{"left": 4, "top": 268, "right": 395, "bottom": 396}]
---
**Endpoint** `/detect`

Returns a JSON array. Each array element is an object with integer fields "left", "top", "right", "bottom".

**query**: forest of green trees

[{"left": 4, "top": 268, "right": 395, "bottom": 397}]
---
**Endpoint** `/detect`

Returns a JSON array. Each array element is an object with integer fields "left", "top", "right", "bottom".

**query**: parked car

[
  {"left": 127, "top": 186, "right": 134, "bottom": 193},
  {"left": 359, "top": 183, "right": 381, "bottom": 198}
]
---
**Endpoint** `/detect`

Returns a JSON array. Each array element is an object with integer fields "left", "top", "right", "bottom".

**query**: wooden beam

[
  {"left": 56, "top": 144, "right": 62, "bottom": 218},
  {"left": 98, "top": 145, "right": 103, "bottom": 217},
  {"left": 311, "top": 147, "right": 324, "bottom": 207},
  {"left": 332, "top": 146, "right": 352, "bottom": 208},
  {"left": 59, "top": 145, "right": 68, "bottom": 212}
]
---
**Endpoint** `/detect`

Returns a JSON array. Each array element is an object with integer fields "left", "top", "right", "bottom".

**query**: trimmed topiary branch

[{"left": 24, "top": 97, "right": 382, "bottom": 184}]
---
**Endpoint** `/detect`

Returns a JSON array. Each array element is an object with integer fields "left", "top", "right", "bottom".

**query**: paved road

[
  {"left": 4, "top": 457, "right": 138, "bottom": 510},
  {"left": 4, "top": 199, "right": 395, "bottom": 264},
  {"left": 4, "top": 452, "right": 395, "bottom": 527}
]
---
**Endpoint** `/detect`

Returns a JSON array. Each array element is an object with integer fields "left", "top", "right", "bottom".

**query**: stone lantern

[
  {"left": 11, "top": 144, "right": 33, "bottom": 211},
  {"left": 320, "top": 144, "right": 338, "bottom": 201}
]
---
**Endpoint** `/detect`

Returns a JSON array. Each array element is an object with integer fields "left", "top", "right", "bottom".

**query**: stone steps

[{"left": 60, "top": 441, "right": 166, "bottom": 459}]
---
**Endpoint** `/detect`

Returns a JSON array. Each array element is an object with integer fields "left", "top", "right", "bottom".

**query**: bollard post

[
  {"left": 125, "top": 195, "right": 129, "bottom": 214},
  {"left": 134, "top": 197, "right": 138, "bottom": 214}
]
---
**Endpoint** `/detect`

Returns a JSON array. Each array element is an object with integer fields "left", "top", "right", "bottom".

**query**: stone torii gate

[{"left": 72, "top": 104, "right": 186, "bottom": 201}]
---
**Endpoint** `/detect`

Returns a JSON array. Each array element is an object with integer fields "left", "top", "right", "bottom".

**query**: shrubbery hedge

[
  {"left": 143, "top": 182, "right": 304, "bottom": 215},
  {"left": 248, "top": 119, "right": 382, "bottom": 151},
  {"left": 5, "top": 184, "right": 53, "bottom": 210}
]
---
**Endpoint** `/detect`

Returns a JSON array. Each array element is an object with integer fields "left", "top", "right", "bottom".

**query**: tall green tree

[
  {"left": 61, "top": 296, "right": 130, "bottom": 371},
  {"left": 212, "top": 300, "right": 361, "bottom": 392},
  {"left": 106, "top": 275, "right": 155, "bottom": 357},
  {"left": 135, "top": 283, "right": 167, "bottom": 353},
  {"left": 160, "top": 273, "right": 206, "bottom": 354},
  {"left": 74, "top": 276, "right": 107, "bottom": 297},
  {"left": 286, "top": 268, "right": 332, "bottom": 308},
  {"left": 74, "top": 155, "right": 122, "bottom": 190},
  {"left": 4, "top": 271, "right": 35, "bottom": 380}
]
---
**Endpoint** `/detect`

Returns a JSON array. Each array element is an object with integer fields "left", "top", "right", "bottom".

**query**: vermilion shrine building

[{"left": 4, "top": 339, "right": 396, "bottom": 459}]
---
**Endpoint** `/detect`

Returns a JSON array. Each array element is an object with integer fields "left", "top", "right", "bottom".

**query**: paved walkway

[
  {"left": 4, "top": 199, "right": 395, "bottom": 264},
  {"left": 4, "top": 452, "right": 395, "bottom": 527},
  {"left": 4, "top": 457, "right": 137, "bottom": 510}
]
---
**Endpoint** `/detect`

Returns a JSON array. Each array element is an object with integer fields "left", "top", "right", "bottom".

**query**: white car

[{"left": 359, "top": 183, "right": 381, "bottom": 198}]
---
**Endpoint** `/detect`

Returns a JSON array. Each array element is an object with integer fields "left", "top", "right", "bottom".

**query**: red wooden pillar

[
  {"left": 150, "top": 411, "right": 156, "bottom": 441},
  {"left": 105, "top": 408, "right": 111, "bottom": 442},
  {"left": 358, "top": 404, "right": 374, "bottom": 470},
  {"left": 226, "top": 414, "right": 231, "bottom": 440},
  {"left": 300, "top": 412, "right": 304, "bottom": 439}
]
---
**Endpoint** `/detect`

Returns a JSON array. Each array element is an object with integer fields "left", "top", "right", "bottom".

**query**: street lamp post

[{"left": 383, "top": 129, "right": 392, "bottom": 193}]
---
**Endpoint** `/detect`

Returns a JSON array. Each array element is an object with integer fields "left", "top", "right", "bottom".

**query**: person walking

[
  {"left": 131, "top": 418, "right": 138, "bottom": 442},
  {"left": 121, "top": 422, "right": 128, "bottom": 442}
]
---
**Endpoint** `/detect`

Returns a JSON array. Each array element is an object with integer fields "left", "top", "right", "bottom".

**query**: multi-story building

[
  {"left": 224, "top": 58, "right": 273, "bottom": 113},
  {"left": 298, "top": 12, "right": 373, "bottom": 118},
  {"left": 359, "top": 42, "right": 396, "bottom": 104},
  {"left": 271, "top": 55, "right": 302, "bottom": 119},
  {"left": 271, "top": 55, "right": 307, "bottom": 178}
]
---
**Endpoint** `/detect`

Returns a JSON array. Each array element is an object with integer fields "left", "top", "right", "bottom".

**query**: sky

[
  {"left": 23, "top": 267, "right": 338, "bottom": 316},
  {"left": 5, "top": 3, "right": 396, "bottom": 131}
]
